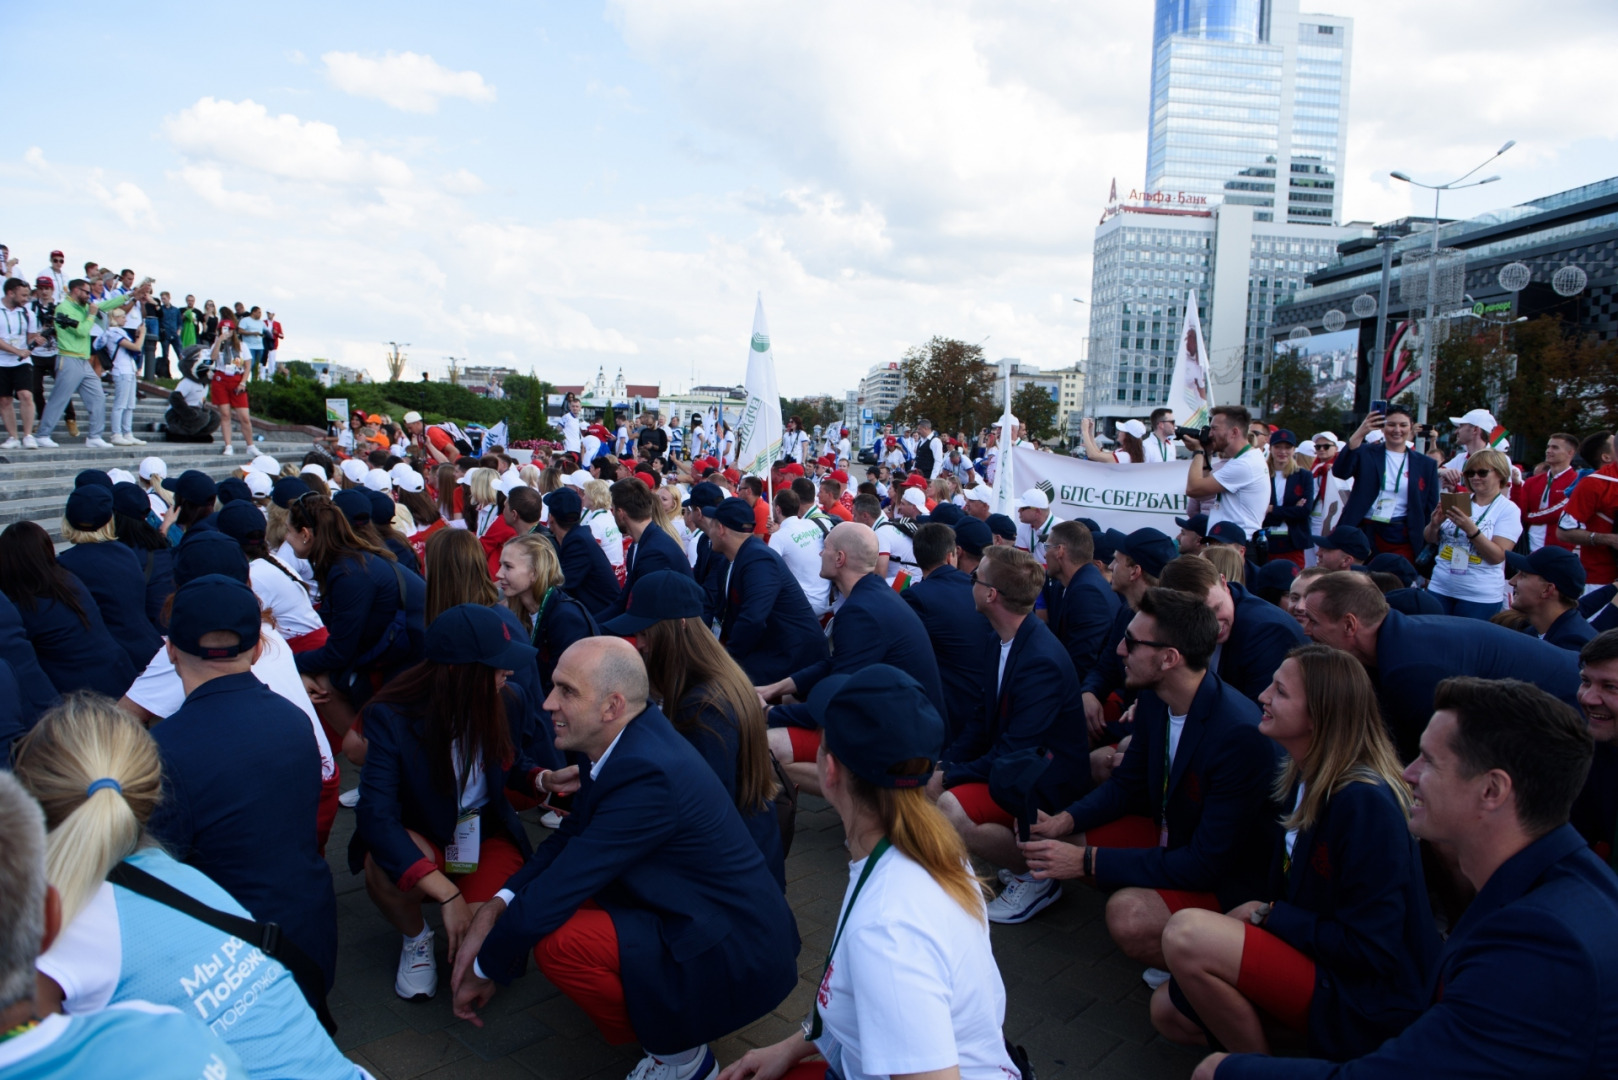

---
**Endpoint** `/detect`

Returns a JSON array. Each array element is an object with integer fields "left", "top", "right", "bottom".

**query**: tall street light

[{"left": 1390, "top": 139, "right": 1514, "bottom": 424}]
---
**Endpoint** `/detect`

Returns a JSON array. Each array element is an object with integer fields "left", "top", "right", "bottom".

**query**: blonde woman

[
  {"left": 654, "top": 482, "right": 694, "bottom": 557},
  {"left": 467, "top": 467, "right": 503, "bottom": 538},
  {"left": 1262, "top": 430, "right": 1315, "bottom": 568},
  {"left": 18, "top": 694, "right": 364, "bottom": 1079},
  {"left": 496, "top": 533, "right": 598, "bottom": 696},
  {"left": 1423, "top": 447, "right": 1521, "bottom": 618},
  {"left": 581, "top": 477, "right": 628, "bottom": 586},
  {"left": 1201, "top": 543, "right": 1246, "bottom": 586}
]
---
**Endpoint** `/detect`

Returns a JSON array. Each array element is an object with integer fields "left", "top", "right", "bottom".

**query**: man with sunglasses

[
  {"left": 36, "top": 250, "right": 67, "bottom": 296},
  {"left": 33, "top": 276, "right": 142, "bottom": 449}
]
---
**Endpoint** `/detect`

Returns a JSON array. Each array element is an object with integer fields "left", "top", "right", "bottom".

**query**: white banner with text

[{"left": 1013, "top": 446, "right": 1192, "bottom": 536}]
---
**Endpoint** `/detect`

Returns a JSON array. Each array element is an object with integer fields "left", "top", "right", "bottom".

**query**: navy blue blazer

[
  {"left": 526, "top": 590, "right": 599, "bottom": 699},
  {"left": 1219, "top": 582, "right": 1305, "bottom": 703},
  {"left": 1579, "top": 583, "right": 1616, "bottom": 620},
  {"left": 693, "top": 532, "right": 729, "bottom": 623},
  {"left": 120, "top": 542, "right": 174, "bottom": 631},
  {"left": 147, "top": 671, "right": 337, "bottom": 989},
  {"left": 556, "top": 523, "right": 622, "bottom": 615},
  {"left": 350, "top": 689, "right": 539, "bottom": 888},
  {"left": 598, "top": 521, "right": 692, "bottom": 621},
  {"left": 294, "top": 552, "right": 426, "bottom": 686},
  {"left": 384, "top": 533, "right": 421, "bottom": 577},
  {"left": 1262, "top": 467, "right": 1316, "bottom": 552},
  {"left": 900, "top": 565, "right": 992, "bottom": 741},
  {"left": 0, "top": 592, "right": 58, "bottom": 732},
  {"left": 58, "top": 541, "right": 164, "bottom": 672},
  {"left": 476, "top": 704, "right": 800, "bottom": 1055},
  {"left": 1220, "top": 824, "right": 1618, "bottom": 1080},
  {"left": 1331, "top": 440, "right": 1439, "bottom": 544},
  {"left": 1532, "top": 607, "right": 1599, "bottom": 651},
  {"left": 941, "top": 614, "right": 1091, "bottom": 810},
  {"left": 1066, "top": 670, "right": 1280, "bottom": 908},
  {"left": 0, "top": 660, "right": 24, "bottom": 760},
  {"left": 1374, "top": 609, "right": 1582, "bottom": 761},
  {"left": 1049, "top": 563, "right": 1120, "bottom": 684},
  {"left": 718, "top": 536, "right": 828, "bottom": 685},
  {"left": 1260, "top": 778, "right": 1440, "bottom": 1061},
  {"left": 1080, "top": 601, "right": 1134, "bottom": 706},
  {"left": 1571, "top": 741, "right": 1618, "bottom": 859},
  {"left": 671, "top": 688, "right": 786, "bottom": 889},
  {"left": 15, "top": 575, "right": 136, "bottom": 701}
]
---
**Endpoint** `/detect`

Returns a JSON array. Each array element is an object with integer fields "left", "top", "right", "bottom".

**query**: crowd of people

[{"left": 1, "top": 374, "right": 1618, "bottom": 1080}]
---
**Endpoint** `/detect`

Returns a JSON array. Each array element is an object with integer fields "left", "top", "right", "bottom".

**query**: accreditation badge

[{"left": 445, "top": 812, "right": 481, "bottom": 875}]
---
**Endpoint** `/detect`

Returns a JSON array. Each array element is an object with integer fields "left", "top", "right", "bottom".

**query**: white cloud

[
  {"left": 440, "top": 168, "right": 486, "bottom": 195},
  {"left": 85, "top": 172, "right": 159, "bottom": 230},
  {"left": 23, "top": 147, "right": 48, "bottom": 171},
  {"left": 163, "top": 97, "right": 412, "bottom": 188},
  {"left": 176, "top": 166, "right": 276, "bottom": 216},
  {"left": 321, "top": 51, "right": 496, "bottom": 114}
]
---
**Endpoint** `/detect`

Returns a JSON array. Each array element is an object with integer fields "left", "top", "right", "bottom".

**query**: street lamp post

[{"left": 1390, "top": 139, "right": 1514, "bottom": 425}]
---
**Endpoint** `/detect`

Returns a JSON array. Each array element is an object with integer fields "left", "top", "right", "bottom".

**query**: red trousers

[{"left": 533, "top": 902, "right": 636, "bottom": 1044}]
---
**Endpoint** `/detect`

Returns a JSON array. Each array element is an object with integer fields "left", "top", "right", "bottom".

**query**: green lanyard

[
  {"left": 1383, "top": 452, "right": 1406, "bottom": 493},
  {"left": 806, "top": 837, "right": 891, "bottom": 1040},
  {"left": 1159, "top": 724, "right": 1176, "bottom": 847},
  {"left": 1216, "top": 445, "right": 1251, "bottom": 504}
]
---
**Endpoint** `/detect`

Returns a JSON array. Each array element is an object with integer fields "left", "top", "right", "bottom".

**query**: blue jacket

[
  {"left": 557, "top": 523, "right": 622, "bottom": 615},
  {"left": 941, "top": 614, "right": 1091, "bottom": 811},
  {"left": 1219, "top": 582, "right": 1306, "bottom": 703},
  {"left": 350, "top": 690, "right": 539, "bottom": 888},
  {"left": 15, "top": 575, "right": 136, "bottom": 701},
  {"left": 670, "top": 688, "right": 786, "bottom": 889},
  {"left": 526, "top": 589, "right": 598, "bottom": 699},
  {"left": 1066, "top": 670, "right": 1280, "bottom": 908},
  {"left": 1261, "top": 778, "right": 1440, "bottom": 1060},
  {"left": 1262, "top": 467, "right": 1316, "bottom": 552},
  {"left": 383, "top": 533, "right": 421, "bottom": 576},
  {"left": 147, "top": 671, "right": 337, "bottom": 989},
  {"left": 0, "top": 592, "right": 58, "bottom": 732},
  {"left": 900, "top": 565, "right": 991, "bottom": 741},
  {"left": 1220, "top": 825, "right": 1618, "bottom": 1080},
  {"left": 122, "top": 543, "right": 175, "bottom": 631},
  {"left": 1048, "top": 563, "right": 1120, "bottom": 684},
  {"left": 598, "top": 521, "right": 692, "bottom": 621},
  {"left": 476, "top": 704, "right": 800, "bottom": 1054},
  {"left": 1571, "top": 741, "right": 1618, "bottom": 861},
  {"left": 1332, "top": 441, "right": 1439, "bottom": 545},
  {"left": 295, "top": 553, "right": 426, "bottom": 691},
  {"left": 58, "top": 541, "right": 164, "bottom": 672},
  {"left": 159, "top": 302, "right": 182, "bottom": 334},
  {"left": 718, "top": 536, "right": 828, "bottom": 685},
  {"left": 1373, "top": 609, "right": 1581, "bottom": 761},
  {"left": 693, "top": 532, "right": 729, "bottom": 623},
  {"left": 1532, "top": 607, "right": 1599, "bottom": 651},
  {"left": 0, "top": 660, "right": 24, "bottom": 760},
  {"left": 1080, "top": 601, "right": 1135, "bottom": 706}
]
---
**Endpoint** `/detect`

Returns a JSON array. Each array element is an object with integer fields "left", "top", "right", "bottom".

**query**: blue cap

[
  {"left": 1254, "top": 559, "right": 1299, "bottom": 594},
  {"left": 1115, "top": 527, "right": 1177, "bottom": 577},
  {"left": 64, "top": 485, "right": 113, "bottom": 530},
  {"left": 703, "top": 497, "right": 755, "bottom": 532},
  {"left": 683, "top": 481, "right": 724, "bottom": 510},
  {"left": 271, "top": 476, "right": 311, "bottom": 508},
  {"left": 366, "top": 489, "right": 396, "bottom": 525},
  {"left": 1313, "top": 525, "right": 1372, "bottom": 562},
  {"left": 1089, "top": 524, "right": 1119, "bottom": 564},
  {"left": 74, "top": 469, "right": 113, "bottom": 490},
  {"left": 985, "top": 513, "right": 1018, "bottom": 541},
  {"left": 111, "top": 482, "right": 150, "bottom": 520},
  {"left": 332, "top": 488, "right": 372, "bottom": 527},
  {"left": 807, "top": 664, "right": 944, "bottom": 788},
  {"left": 952, "top": 517, "right": 992, "bottom": 557},
  {"left": 216, "top": 500, "right": 266, "bottom": 543},
  {"left": 173, "top": 530, "right": 250, "bottom": 586},
  {"left": 927, "top": 503, "right": 966, "bottom": 527},
  {"left": 1271, "top": 429, "right": 1298, "bottom": 447},
  {"left": 1363, "top": 552, "right": 1417, "bottom": 587},
  {"left": 425, "top": 604, "right": 538, "bottom": 671},
  {"left": 1174, "top": 512, "right": 1209, "bottom": 536},
  {"left": 601, "top": 569, "right": 706, "bottom": 635},
  {"left": 161, "top": 469, "right": 218, "bottom": 507},
  {"left": 216, "top": 476, "right": 253, "bottom": 505},
  {"left": 1205, "top": 521, "right": 1249, "bottom": 546},
  {"left": 1505, "top": 545, "right": 1587, "bottom": 600},
  {"left": 168, "top": 574, "right": 261, "bottom": 659},
  {"left": 543, "top": 487, "right": 583, "bottom": 520}
]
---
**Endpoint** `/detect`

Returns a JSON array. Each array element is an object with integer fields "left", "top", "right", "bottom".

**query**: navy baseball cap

[
  {"left": 1174, "top": 512, "right": 1209, "bottom": 537},
  {"left": 425, "top": 604, "right": 538, "bottom": 671},
  {"left": 172, "top": 529, "right": 250, "bottom": 586},
  {"left": 1089, "top": 524, "right": 1119, "bottom": 564},
  {"left": 1115, "top": 528, "right": 1177, "bottom": 577},
  {"left": 74, "top": 469, "right": 113, "bottom": 490},
  {"left": 216, "top": 500, "right": 266, "bottom": 543},
  {"left": 366, "top": 489, "right": 396, "bottom": 526},
  {"left": 332, "top": 488, "right": 372, "bottom": 527},
  {"left": 1254, "top": 559, "right": 1299, "bottom": 594},
  {"left": 161, "top": 469, "right": 218, "bottom": 507},
  {"left": 953, "top": 517, "right": 992, "bottom": 557},
  {"left": 1271, "top": 429, "right": 1298, "bottom": 447},
  {"left": 703, "top": 497, "right": 755, "bottom": 532},
  {"left": 808, "top": 664, "right": 944, "bottom": 788},
  {"left": 64, "top": 485, "right": 113, "bottom": 531},
  {"left": 1363, "top": 552, "right": 1418, "bottom": 587},
  {"left": 543, "top": 487, "right": 583, "bottom": 519},
  {"left": 216, "top": 477, "right": 253, "bottom": 505},
  {"left": 1205, "top": 521, "right": 1249, "bottom": 546},
  {"left": 271, "top": 476, "right": 311, "bottom": 508},
  {"left": 169, "top": 574, "right": 261, "bottom": 659},
  {"left": 111, "top": 482, "right": 150, "bottom": 520},
  {"left": 985, "top": 513, "right": 1018, "bottom": 541},
  {"left": 1505, "top": 545, "right": 1587, "bottom": 600},
  {"left": 601, "top": 569, "right": 706, "bottom": 635},
  {"left": 927, "top": 503, "right": 966, "bottom": 527},
  {"left": 1313, "top": 525, "right": 1372, "bottom": 562},
  {"left": 683, "top": 481, "right": 724, "bottom": 510}
]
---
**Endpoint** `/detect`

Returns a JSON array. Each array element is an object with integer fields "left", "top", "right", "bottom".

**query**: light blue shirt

[{"left": 0, "top": 1002, "right": 248, "bottom": 1080}]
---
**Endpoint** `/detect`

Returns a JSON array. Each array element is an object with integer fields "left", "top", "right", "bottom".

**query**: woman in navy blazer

[
  {"left": 57, "top": 487, "right": 165, "bottom": 672},
  {"left": 1153, "top": 644, "right": 1439, "bottom": 1060},
  {"left": 0, "top": 521, "right": 136, "bottom": 700},
  {"left": 1260, "top": 431, "right": 1315, "bottom": 566},
  {"left": 111, "top": 481, "right": 175, "bottom": 631},
  {"left": 351, "top": 604, "right": 545, "bottom": 1001}
]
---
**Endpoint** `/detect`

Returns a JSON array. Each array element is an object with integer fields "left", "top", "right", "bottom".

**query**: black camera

[
  {"left": 52, "top": 312, "right": 79, "bottom": 331},
  {"left": 1175, "top": 425, "right": 1211, "bottom": 446}
]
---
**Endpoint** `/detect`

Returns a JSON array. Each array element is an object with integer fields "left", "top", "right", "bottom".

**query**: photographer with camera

[
  {"left": 0, "top": 277, "right": 43, "bottom": 449},
  {"left": 1182, "top": 406, "right": 1270, "bottom": 539},
  {"left": 34, "top": 275, "right": 144, "bottom": 449}
]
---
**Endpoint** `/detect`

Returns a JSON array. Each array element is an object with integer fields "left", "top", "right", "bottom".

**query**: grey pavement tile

[
  {"left": 351, "top": 1028, "right": 472, "bottom": 1080},
  {"left": 452, "top": 1009, "right": 557, "bottom": 1060},
  {"left": 1086, "top": 1038, "right": 1204, "bottom": 1080},
  {"left": 515, "top": 1034, "right": 641, "bottom": 1080},
  {"left": 1019, "top": 1015, "right": 1122, "bottom": 1074}
]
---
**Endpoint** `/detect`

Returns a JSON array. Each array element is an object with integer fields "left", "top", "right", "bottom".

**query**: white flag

[
  {"left": 1168, "top": 288, "right": 1212, "bottom": 430},
  {"left": 733, "top": 294, "right": 783, "bottom": 477},
  {"left": 484, "top": 419, "right": 509, "bottom": 451},
  {"left": 992, "top": 369, "right": 1019, "bottom": 516}
]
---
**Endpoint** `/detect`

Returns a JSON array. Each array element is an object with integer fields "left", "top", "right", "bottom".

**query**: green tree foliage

[
  {"left": 779, "top": 396, "right": 844, "bottom": 432},
  {"left": 1264, "top": 349, "right": 1320, "bottom": 436},
  {"left": 892, "top": 336, "right": 996, "bottom": 435},
  {"left": 1011, "top": 383, "right": 1059, "bottom": 441}
]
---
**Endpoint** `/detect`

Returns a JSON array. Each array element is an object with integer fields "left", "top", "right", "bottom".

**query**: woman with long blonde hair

[
  {"left": 467, "top": 468, "right": 503, "bottom": 537},
  {"left": 495, "top": 534, "right": 598, "bottom": 696},
  {"left": 1263, "top": 429, "right": 1315, "bottom": 568},
  {"left": 581, "top": 477, "right": 627, "bottom": 585},
  {"left": 1151, "top": 644, "right": 1439, "bottom": 1060}
]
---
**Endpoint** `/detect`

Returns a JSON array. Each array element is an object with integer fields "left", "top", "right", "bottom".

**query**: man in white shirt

[
  {"left": 780, "top": 416, "right": 809, "bottom": 464},
  {"left": 0, "top": 277, "right": 41, "bottom": 448},
  {"left": 37, "top": 251, "right": 68, "bottom": 296},
  {"left": 836, "top": 427, "right": 851, "bottom": 463},
  {"left": 560, "top": 395, "right": 583, "bottom": 458},
  {"left": 1185, "top": 405, "right": 1268, "bottom": 537},
  {"left": 1143, "top": 408, "right": 1178, "bottom": 463},
  {"left": 1305, "top": 432, "right": 1348, "bottom": 566},
  {"left": 914, "top": 418, "right": 945, "bottom": 479},
  {"left": 772, "top": 489, "right": 833, "bottom": 615},
  {"left": 1015, "top": 488, "right": 1063, "bottom": 565},
  {"left": 1442, "top": 407, "right": 1496, "bottom": 490}
]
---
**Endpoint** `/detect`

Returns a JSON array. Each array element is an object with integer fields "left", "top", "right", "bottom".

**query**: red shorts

[
  {"left": 1086, "top": 814, "right": 1220, "bottom": 913},
  {"left": 285, "top": 626, "right": 330, "bottom": 653},
  {"left": 533, "top": 901, "right": 636, "bottom": 1045},
  {"left": 949, "top": 781, "right": 1015, "bottom": 828},
  {"left": 787, "top": 726, "right": 822, "bottom": 762},
  {"left": 208, "top": 372, "right": 249, "bottom": 409},
  {"left": 1236, "top": 922, "right": 1316, "bottom": 1031},
  {"left": 428, "top": 835, "right": 527, "bottom": 904}
]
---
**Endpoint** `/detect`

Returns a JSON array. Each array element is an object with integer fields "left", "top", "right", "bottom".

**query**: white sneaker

[
  {"left": 395, "top": 931, "right": 437, "bottom": 1000},
  {"left": 997, "top": 867, "right": 1017, "bottom": 886},
  {"left": 338, "top": 787, "right": 361, "bottom": 808},
  {"left": 33, "top": 436, "right": 57, "bottom": 448},
  {"left": 84, "top": 437, "right": 113, "bottom": 449},
  {"left": 1142, "top": 967, "right": 1172, "bottom": 990},
  {"left": 540, "top": 810, "right": 563, "bottom": 829},
  {"left": 0, "top": 438, "right": 18, "bottom": 450},
  {"left": 985, "top": 874, "right": 1062, "bottom": 925},
  {"left": 21, "top": 435, "right": 36, "bottom": 449},
  {"left": 626, "top": 1047, "right": 716, "bottom": 1080},
  {"left": 221, "top": 444, "right": 235, "bottom": 456},
  {"left": 110, "top": 435, "right": 134, "bottom": 446},
  {"left": 130, "top": 435, "right": 147, "bottom": 445}
]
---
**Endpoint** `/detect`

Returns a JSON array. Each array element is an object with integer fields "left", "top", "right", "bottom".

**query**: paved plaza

[{"left": 326, "top": 777, "right": 1206, "bottom": 1080}]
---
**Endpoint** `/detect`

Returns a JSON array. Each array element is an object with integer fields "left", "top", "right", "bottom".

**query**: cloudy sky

[{"left": 5, "top": 1, "right": 1615, "bottom": 395}]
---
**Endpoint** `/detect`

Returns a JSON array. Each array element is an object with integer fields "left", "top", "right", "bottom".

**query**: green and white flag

[{"left": 734, "top": 293, "right": 783, "bottom": 477}]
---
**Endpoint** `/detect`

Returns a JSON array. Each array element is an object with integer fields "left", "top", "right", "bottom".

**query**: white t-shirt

[
  {"left": 1365, "top": 449, "right": 1411, "bottom": 524},
  {"left": 237, "top": 316, "right": 264, "bottom": 349},
  {"left": 813, "top": 849, "right": 1018, "bottom": 1080},
  {"left": 1143, "top": 433, "right": 1176, "bottom": 463},
  {"left": 875, "top": 520, "right": 915, "bottom": 582},
  {"left": 175, "top": 377, "right": 207, "bottom": 408},
  {"left": 1017, "top": 513, "right": 1063, "bottom": 566},
  {"left": 274, "top": 539, "right": 319, "bottom": 601},
  {"left": 1428, "top": 494, "right": 1523, "bottom": 605},
  {"left": 838, "top": 436, "right": 852, "bottom": 461},
  {"left": 996, "top": 638, "right": 1013, "bottom": 694},
  {"left": 775, "top": 515, "right": 832, "bottom": 615},
  {"left": 561, "top": 412, "right": 582, "bottom": 454},
  {"left": 585, "top": 508, "right": 626, "bottom": 569},
  {"left": 0, "top": 303, "right": 34, "bottom": 367},
  {"left": 249, "top": 558, "right": 323, "bottom": 638},
  {"left": 1207, "top": 448, "right": 1269, "bottom": 536},
  {"left": 1168, "top": 713, "right": 1188, "bottom": 767}
]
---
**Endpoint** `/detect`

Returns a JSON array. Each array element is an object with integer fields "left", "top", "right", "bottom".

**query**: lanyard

[
  {"left": 807, "top": 837, "right": 891, "bottom": 1040},
  {"left": 1160, "top": 438, "right": 1170, "bottom": 462},
  {"left": 1382, "top": 452, "right": 1406, "bottom": 494}
]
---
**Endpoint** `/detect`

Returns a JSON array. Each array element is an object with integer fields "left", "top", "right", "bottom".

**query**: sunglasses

[
  {"left": 1123, "top": 629, "right": 1173, "bottom": 652},
  {"left": 967, "top": 569, "right": 995, "bottom": 591},
  {"left": 1464, "top": 469, "right": 1496, "bottom": 479}
]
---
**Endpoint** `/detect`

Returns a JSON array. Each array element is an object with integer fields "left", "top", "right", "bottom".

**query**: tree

[
  {"left": 1011, "top": 383, "right": 1059, "bottom": 441},
  {"left": 779, "top": 395, "right": 843, "bottom": 432},
  {"left": 505, "top": 372, "right": 557, "bottom": 441},
  {"left": 1265, "top": 348, "right": 1319, "bottom": 435},
  {"left": 892, "top": 336, "right": 997, "bottom": 435}
]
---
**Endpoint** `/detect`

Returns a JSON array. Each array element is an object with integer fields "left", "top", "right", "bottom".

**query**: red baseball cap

[
  {"left": 723, "top": 468, "right": 741, "bottom": 485},
  {"left": 50, "top": 250, "right": 63, "bottom": 258},
  {"left": 34, "top": 276, "right": 52, "bottom": 288},
  {"left": 902, "top": 474, "right": 927, "bottom": 490},
  {"left": 828, "top": 469, "right": 849, "bottom": 483},
  {"left": 786, "top": 463, "right": 805, "bottom": 477}
]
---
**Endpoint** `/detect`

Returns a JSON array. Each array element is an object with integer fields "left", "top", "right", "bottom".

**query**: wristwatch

[{"left": 1249, "top": 902, "right": 1272, "bottom": 926}]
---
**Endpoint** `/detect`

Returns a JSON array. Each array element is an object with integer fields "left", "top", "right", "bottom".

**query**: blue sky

[{"left": 4, "top": 0, "right": 1615, "bottom": 396}]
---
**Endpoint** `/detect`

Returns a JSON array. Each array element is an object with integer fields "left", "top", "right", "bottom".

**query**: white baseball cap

[
  {"left": 964, "top": 485, "right": 994, "bottom": 504},
  {"left": 339, "top": 459, "right": 369, "bottom": 483},
  {"left": 901, "top": 488, "right": 927, "bottom": 509},
  {"left": 1449, "top": 408, "right": 1497, "bottom": 431},
  {"left": 245, "top": 471, "right": 274, "bottom": 498},
  {"left": 1310, "top": 431, "right": 1340, "bottom": 446},
  {"left": 389, "top": 462, "right": 416, "bottom": 484},
  {"left": 301, "top": 463, "right": 329, "bottom": 480},
  {"left": 1366, "top": 430, "right": 1386, "bottom": 443},
  {"left": 402, "top": 411, "right": 423, "bottom": 425},
  {"left": 106, "top": 468, "right": 137, "bottom": 485},
  {"left": 363, "top": 468, "right": 392, "bottom": 493},
  {"left": 393, "top": 469, "right": 425, "bottom": 494},
  {"left": 138, "top": 456, "right": 166, "bottom": 480},
  {"left": 1014, "top": 488, "right": 1050, "bottom": 511},
  {"left": 499, "top": 470, "right": 527, "bottom": 494},
  {"left": 1118, "top": 419, "right": 1148, "bottom": 439},
  {"left": 245, "top": 454, "right": 280, "bottom": 476}
]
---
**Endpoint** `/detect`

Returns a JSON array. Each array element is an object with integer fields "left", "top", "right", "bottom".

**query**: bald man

[
  {"left": 761, "top": 521, "right": 948, "bottom": 795},
  {"left": 454, "top": 639, "right": 799, "bottom": 1080}
]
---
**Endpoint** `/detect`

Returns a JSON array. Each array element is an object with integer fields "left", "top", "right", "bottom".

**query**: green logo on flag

[{"left": 751, "top": 333, "right": 770, "bottom": 353}]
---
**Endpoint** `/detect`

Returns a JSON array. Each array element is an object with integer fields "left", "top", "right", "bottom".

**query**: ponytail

[
  {"left": 12, "top": 693, "right": 164, "bottom": 925},
  {"left": 850, "top": 766, "right": 988, "bottom": 922}
]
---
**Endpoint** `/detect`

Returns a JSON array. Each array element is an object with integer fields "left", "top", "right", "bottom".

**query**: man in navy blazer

[
  {"left": 1299, "top": 571, "right": 1581, "bottom": 761},
  {"left": 1022, "top": 588, "right": 1281, "bottom": 960},
  {"left": 1507, "top": 546, "right": 1598, "bottom": 651},
  {"left": 703, "top": 497, "right": 827, "bottom": 685},
  {"left": 900, "top": 521, "right": 992, "bottom": 742},
  {"left": 684, "top": 482, "right": 729, "bottom": 622},
  {"left": 1200, "top": 677, "right": 1618, "bottom": 1080},
  {"left": 596, "top": 477, "right": 692, "bottom": 621},
  {"left": 1331, "top": 405, "right": 1438, "bottom": 559},
  {"left": 1160, "top": 555, "right": 1304, "bottom": 704},
  {"left": 453, "top": 638, "right": 799, "bottom": 1079},
  {"left": 1044, "top": 521, "right": 1120, "bottom": 684},
  {"left": 544, "top": 487, "right": 623, "bottom": 615}
]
